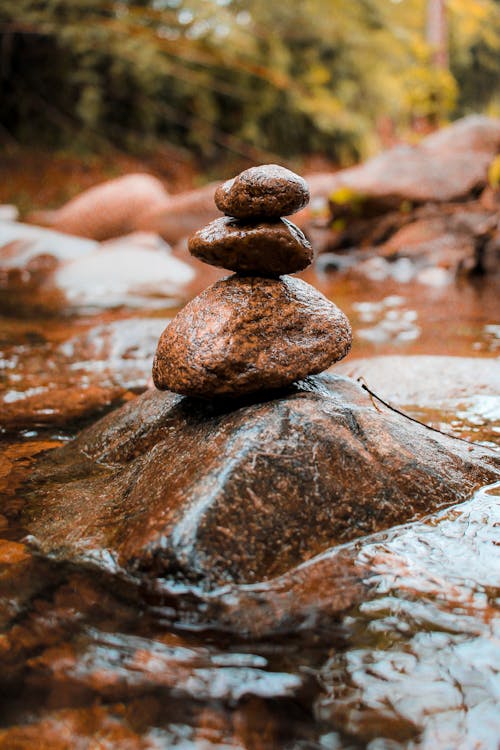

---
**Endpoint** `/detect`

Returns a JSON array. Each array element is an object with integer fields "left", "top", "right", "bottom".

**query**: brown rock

[
  {"left": 136, "top": 181, "right": 222, "bottom": 244},
  {"left": 188, "top": 216, "right": 313, "bottom": 275},
  {"left": 24, "top": 374, "right": 499, "bottom": 586},
  {"left": 28, "top": 173, "right": 169, "bottom": 241},
  {"left": 305, "top": 115, "right": 500, "bottom": 211},
  {"left": 152, "top": 275, "right": 352, "bottom": 398},
  {"left": 0, "top": 706, "right": 156, "bottom": 750},
  {"left": 379, "top": 216, "right": 476, "bottom": 270},
  {"left": 29, "top": 177, "right": 227, "bottom": 246},
  {"left": 215, "top": 164, "right": 310, "bottom": 219}
]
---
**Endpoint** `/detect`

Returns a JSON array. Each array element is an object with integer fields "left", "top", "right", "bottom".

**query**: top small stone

[{"left": 214, "top": 164, "right": 310, "bottom": 219}]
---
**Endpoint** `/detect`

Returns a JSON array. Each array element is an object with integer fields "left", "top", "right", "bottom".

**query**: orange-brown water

[{"left": 0, "top": 267, "right": 499, "bottom": 748}]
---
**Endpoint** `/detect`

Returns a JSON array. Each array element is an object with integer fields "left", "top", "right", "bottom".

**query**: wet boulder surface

[
  {"left": 24, "top": 373, "right": 499, "bottom": 587},
  {"left": 2, "top": 133, "right": 500, "bottom": 748},
  {"left": 215, "top": 164, "right": 310, "bottom": 219}
]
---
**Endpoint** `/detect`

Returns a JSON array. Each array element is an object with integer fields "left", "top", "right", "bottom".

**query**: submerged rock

[
  {"left": 24, "top": 374, "right": 498, "bottom": 587},
  {"left": 152, "top": 275, "right": 351, "bottom": 397},
  {"left": 188, "top": 216, "right": 313, "bottom": 275}
]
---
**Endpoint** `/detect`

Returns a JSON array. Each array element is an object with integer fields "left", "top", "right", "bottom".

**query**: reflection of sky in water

[
  {"left": 477, "top": 324, "right": 500, "bottom": 352},
  {"left": 353, "top": 296, "right": 421, "bottom": 344},
  {"left": 473, "top": 324, "right": 500, "bottom": 353},
  {"left": 316, "top": 481, "right": 500, "bottom": 749}
]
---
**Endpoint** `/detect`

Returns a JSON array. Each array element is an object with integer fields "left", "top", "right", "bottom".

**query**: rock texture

[
  {"left": 299, "top": 116, "right": 500, "bottom": 277},
  {"left": 215, "top": 164, "right": 310, "bottom": 219},
  {"left": 28, "top": 177, "right": 223, "bottom": 246},
  {"left": 188, "top": 216, "right": 313, "bottom": 275},
  {"left": 152, "top": 275, "right": 351, "bottom": 397},
  {"left": 136, "top": 181, "right": 222, "bottom": 245},
  {"left": 24, "top": 374, "right": 499, "bottom": 587}
]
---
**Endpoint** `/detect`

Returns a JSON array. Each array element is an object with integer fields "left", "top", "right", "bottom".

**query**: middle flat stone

[
  {"left": 188, "top": 216, "right": 313, "bottom": 275},
  {"left": 153, "top": 275, "right": 352, "bottom": 398}
]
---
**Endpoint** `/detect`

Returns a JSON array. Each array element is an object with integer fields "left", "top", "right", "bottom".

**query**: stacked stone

[{"left": 153, "top": 165, "right": 352, "bottom": 398}]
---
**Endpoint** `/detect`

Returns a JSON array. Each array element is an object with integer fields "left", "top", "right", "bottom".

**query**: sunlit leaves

[{"left": 1, "top": 0, "right": 499, "bottom": 161}]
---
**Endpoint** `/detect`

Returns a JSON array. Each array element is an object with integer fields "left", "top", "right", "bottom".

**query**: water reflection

[
  {"left": 1, "top": 267, "right": 499, "bottom": 747},
  {"left": 316, "top": 482, "right": 500, "bottom": 748}
]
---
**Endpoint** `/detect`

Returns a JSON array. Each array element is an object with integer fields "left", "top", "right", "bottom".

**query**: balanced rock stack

[{"left": 153, "top": 165, "right": 352, "bottom": 398}]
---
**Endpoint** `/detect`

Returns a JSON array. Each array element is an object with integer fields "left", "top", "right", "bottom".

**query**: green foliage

[{"left": 1, "top": 0, "right": 499, "bottom": 164}]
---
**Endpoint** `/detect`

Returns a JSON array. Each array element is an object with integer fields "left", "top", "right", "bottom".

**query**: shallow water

[{"left": 0, "top": 267, "right": 499, "bottom": 748}]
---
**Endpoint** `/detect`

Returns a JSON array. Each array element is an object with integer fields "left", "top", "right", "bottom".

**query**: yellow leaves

[
  {"left": 448, "top": 0, "right": 500, "bottom": 48},
  {"left": 304, "top": 63, "right": 331, "bottom": 87},
  {"left": 399, "top": 65, "right": 458, "bottom": 119},
  {"left": 295, "top": 91, "right": 343, "bottom": 130},
  {"left": 331, "top": 218, "right": 347, "bottom": 231},
  {"left": 488, "top": 154, "right": 500, "bottom": 189},
  {"left": 330, "top": 186, "right": 359, "bottom": 206},
  {"left": 329, "top": 187, "right": 366, "bottom": 221}
]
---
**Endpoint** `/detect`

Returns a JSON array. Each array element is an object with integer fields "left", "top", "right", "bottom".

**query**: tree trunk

[{"left": 427, "top": 0, "right": 448, "bottom": 69}]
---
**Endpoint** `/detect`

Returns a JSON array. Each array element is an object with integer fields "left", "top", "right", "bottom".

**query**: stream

[{"left": 0, "top": 265, "right": 499, "bottom": 749}]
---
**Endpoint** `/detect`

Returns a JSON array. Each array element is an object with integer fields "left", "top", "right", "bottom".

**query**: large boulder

[
  {"left": 305, "top": 116, "right": 500, "bottom": 210},
  {"left": 24, "top": 373, "right": 498, "bottom": 587},
  {"left": 0, "top": 223, "right": 194, "bottom": 314},
  {"left": 27, "top": 173, "right": 170, "bottom": 241},
  {"left": 135, "top": 182, "right": 222, "bottom": 244},
  {"left": 26, "top": 173, "right": 225, "bottom": 245}
]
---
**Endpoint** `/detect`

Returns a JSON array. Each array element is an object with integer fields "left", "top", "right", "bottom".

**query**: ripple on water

[{"left": 316, "top": 482, "right": 500, "bottom": 748}]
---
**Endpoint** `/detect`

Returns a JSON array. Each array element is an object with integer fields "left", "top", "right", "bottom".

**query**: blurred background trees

[{"left": 1, "top": 0, "right": 500, "bottom": 168}]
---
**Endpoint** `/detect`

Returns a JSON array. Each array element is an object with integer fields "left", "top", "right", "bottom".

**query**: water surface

[{"left": 0, "top": 267, "right": 499, "bottom": 748}]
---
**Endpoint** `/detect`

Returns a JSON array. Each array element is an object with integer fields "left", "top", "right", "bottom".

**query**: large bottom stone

[
  {"left": 152, "top": 275, "right": 352, "bottom": 398},
  {"left": 24, "top": 374, "right": 498, "bottom": 587}
]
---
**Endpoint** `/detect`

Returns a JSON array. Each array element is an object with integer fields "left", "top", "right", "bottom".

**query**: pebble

[
  {"left": 188, "top": 216, "right": 313, "bottom": 275},
  {"left": 214, "top": 164, "right": 310, "bottom": 219}
]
